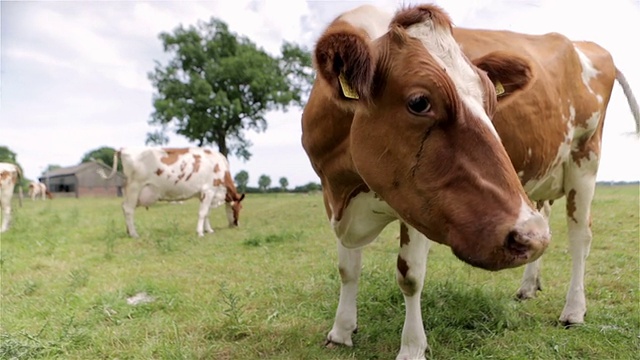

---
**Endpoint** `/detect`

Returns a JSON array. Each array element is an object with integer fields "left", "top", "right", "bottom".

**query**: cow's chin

[{"left": 448, "top": 234, "right": 543, "bottom": 271}]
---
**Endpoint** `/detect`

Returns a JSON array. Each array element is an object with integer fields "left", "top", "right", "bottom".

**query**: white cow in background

[
  {"left": 98, "top": 147, "right": 245, "bottom": 238},
  {"left": 28, "top": 181, "right": 51, "bottom": 201},
  {"left": 0, "top": 162, "right": 23, "bottom": 233}
]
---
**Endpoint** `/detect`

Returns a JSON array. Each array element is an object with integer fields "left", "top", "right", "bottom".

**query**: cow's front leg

[
  {"left": 560, "top": 168, "right": 597, "bottom": 325},
  {"left": 203, "top": 216, "right": 214, "bottom": 234},
  {"left": 326, "top": 243, "right": 362, "bottom": 347},
  {"left": 396, "top": 223, "right": 431, "bottom": 360},
  {"left": 196, "top": 192, "right": 213, "bottom": 237}
]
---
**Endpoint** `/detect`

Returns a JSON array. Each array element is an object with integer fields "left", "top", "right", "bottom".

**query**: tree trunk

[{"left": 217, "top": 132, "right": 228, "bottom": 157}]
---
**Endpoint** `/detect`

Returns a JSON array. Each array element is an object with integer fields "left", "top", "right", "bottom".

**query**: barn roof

[{"left": 41, "top": 161, "right": 124, "bottom": 178}]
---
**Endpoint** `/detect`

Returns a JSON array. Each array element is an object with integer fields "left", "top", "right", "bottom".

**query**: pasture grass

[{"left": 0, "top": 185, "right": 638, "bottom": 359}]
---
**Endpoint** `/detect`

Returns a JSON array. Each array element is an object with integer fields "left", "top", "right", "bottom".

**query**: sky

[{"left": 2, "top": 0, "right": 639, "bottom": 187}]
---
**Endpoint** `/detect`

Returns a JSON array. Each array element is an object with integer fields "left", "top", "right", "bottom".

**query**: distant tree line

[{"left": 234, "top": 170, "right": 320, "bottom": 194}]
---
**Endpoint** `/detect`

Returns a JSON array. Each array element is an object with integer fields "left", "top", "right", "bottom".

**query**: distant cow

[
  {"left": 0, "top": 162, "right": 23, "bottom": 233},
  {"left": 28, "top": 181, "right": 52, "bottom": 201},
  {"left": 302, "top": 3, "right": 638, "bottom": 359},
  {"left": 98, "top": 147, "right": 245, "bottom": 238}
]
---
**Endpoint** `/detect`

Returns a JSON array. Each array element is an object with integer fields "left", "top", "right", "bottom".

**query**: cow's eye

[{"left": 407, "top": 95, "right": 431, "bottom": 115}]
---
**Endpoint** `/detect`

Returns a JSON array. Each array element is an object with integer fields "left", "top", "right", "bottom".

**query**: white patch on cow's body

[
  {"left": 573, "top": 110, "right": 601, "bottom": 140},
  {"left": 339, "top": 4, "right": 392, "bottom": 40},
  {"left": 574, "top": 47, "right": 603, "bottom": 103},
  {"left": 524, "top": 105, "right": 577, "bottom": 200},
  {"left": 331, "top": 192, "right": 396, "bottom": 248},
  {"left": 406, "top": 22, "right": 499, "bottom": 139},
  {"left": 524, "top": 134, "right": 570, "bottom": 200}
]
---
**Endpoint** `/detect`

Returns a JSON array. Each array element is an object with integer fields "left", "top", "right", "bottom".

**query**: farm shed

[{"left": 39, "top": 161, "right": 125, "bottom": 198}]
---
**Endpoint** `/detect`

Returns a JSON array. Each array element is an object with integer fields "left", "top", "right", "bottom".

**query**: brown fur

[
  {"left": 566, "top": 189, "right": 578, "bottom": 223},
  {"left": 160, "top": 148, "right": 189, "bottom": 166},
  {"left": 454, "top": 28, "right": 616, "bottom": 188},
  {"left": 392, "top": 4, "right": 453, "bottom": 31}
]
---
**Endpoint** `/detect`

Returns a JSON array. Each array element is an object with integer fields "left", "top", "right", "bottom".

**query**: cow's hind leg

[
  {"left": 516, "top": 201, "right": 552, "bottom": 299},
  {"left": 326, "top": 244, "right": 361, "bottom": 347},
  {"left": 560, "top": 160, "right": 597, "bottom": 325},
  {"left": 122, "top": 184, "right": 141, "bottom": 238},
  {"left": 396, "top": 223, "right": 431, "bottom": 360}
]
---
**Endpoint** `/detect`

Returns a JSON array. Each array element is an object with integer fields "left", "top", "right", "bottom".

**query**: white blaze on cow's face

[{"left": 404, "top": 19, "right": 500, "bottom": 139}]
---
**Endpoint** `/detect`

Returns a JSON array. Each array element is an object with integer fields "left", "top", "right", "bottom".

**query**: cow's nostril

[{"left": 505, "top": 230, "right": 529, "bottom": 257}]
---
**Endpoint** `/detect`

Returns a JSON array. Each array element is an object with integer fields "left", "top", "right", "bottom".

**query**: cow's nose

[{"left": 507, "top": 210, "right": 550, "bottom": 260}]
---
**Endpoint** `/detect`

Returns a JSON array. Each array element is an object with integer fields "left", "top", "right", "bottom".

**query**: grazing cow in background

[
  {"left": 303, "top": 4, "right": 552, "bottom": 359},
  {"left": 304, "top": 3, "right": 639, "bottom": 359},
  {"left": 28, "top": 181, "right": 52, "bottom": 201},
  {"left": 0, "top": 162, "right": 23, "bottom": 233},
  {"left": 98, "top": 147, "right": 245, "bottom": 238}
]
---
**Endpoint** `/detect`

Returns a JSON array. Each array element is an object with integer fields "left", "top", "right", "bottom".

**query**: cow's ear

[
  {"left": 314, "top": 20, "right": 375, "bottom": 102},
  {"left": 472, "top": 51, "right": 532, "bottom": 99},
  {"left": 239, "top": 193, "right": 245, "bottom": 202}
]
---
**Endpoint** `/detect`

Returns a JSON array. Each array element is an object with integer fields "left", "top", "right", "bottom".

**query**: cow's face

[
  {"left": 313, "top": 5, "right": 549, "bottom": 270},
  {"left": 226, "top": 193, "right": 245, "bottom": 227}
]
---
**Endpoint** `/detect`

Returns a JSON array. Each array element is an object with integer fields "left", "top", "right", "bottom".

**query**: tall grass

[{"left": 0, "top": 186, "right": 638, "bottom": 359}]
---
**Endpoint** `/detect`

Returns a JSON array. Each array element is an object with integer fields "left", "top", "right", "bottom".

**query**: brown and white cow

[
  {"left": 302, "top": 6, "right": 640, "bottom": 359},
  {"left": 28, "top": 181, "right": 52, "bottom": 201},
  {"left": 302, "top": 4, "right": 552, "bottom": 359},
  {"left": 0, "top": 162, "right": 23, "bottom": 233},
  {"left": 98, "top": 147, "right": 245, "bottom": 238}
]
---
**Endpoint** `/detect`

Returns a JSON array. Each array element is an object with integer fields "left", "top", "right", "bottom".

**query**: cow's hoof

[
  {"left": 559, "top": 311, "right": 586, "bottom": 328},
  {"left": 325, "top": 327, "right": 357, "bottom": 348}
]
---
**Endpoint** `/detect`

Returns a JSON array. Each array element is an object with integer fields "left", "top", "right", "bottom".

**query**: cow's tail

[
  {"left": 615, "top": 68, "right": 640, "bottom": 137},
  {"left": 97, "top": 149, "right": 121, "bottom": 179}
]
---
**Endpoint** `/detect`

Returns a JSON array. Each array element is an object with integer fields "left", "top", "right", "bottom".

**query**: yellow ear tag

[
  {"left": 495, "top": 80, "right": 506, "bottom": 97},
  {"left": 338, "top": 73, "right": 359, "bottom": 99}
]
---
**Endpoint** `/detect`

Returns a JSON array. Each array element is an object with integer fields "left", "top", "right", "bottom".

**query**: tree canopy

[
  {"left": 0, "top": 146, "right": 18, "bottom": 164},
  {"left": 234, "top": 170, "right": 249, "bottom": 193},
  {"left": 279, "top": 177, "right": 288, "bottom": 191},
  {"left": 148, "top": 17, "right": 313, "bottom": 160},
  {"left": 258, "top": 174, "right": 271, "bottom": 192},
  {"left": 81, "top": 146, "right": 121, "bottom": 171}
]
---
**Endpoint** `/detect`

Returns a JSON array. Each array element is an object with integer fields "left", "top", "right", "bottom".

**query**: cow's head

[
  {"left": 313, "top": 4, "right": 550, "bottom": 270},
  {"left": 226, "top": 192, "right": 245, "bottom": 227}
]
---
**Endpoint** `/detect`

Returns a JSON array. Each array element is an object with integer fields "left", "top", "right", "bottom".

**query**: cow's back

[
  {"left": 453, "top": 28, "right": 616, "bottom": 199},
  {"left": 121, "top": 147, "right": 224, "bottom": 202}
]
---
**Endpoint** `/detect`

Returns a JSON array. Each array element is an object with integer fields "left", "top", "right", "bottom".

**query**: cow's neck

[{"left": 302, "top": 84, "right": 369, "bottom": 221}]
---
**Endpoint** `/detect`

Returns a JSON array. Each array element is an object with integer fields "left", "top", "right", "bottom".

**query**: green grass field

[{"left": 1, "top": 185, "right": 638, "bottom": 359}]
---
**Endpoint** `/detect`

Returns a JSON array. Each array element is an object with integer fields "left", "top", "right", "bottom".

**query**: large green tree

[
  {"left": 0, "top": 146, "right": 18, "bottom": 164},
  {"left": 148, "top": 18, "right": 313, "bottom": 160},
  {"left": 81, "top": 146, "right": 121, "bottom": 171}
]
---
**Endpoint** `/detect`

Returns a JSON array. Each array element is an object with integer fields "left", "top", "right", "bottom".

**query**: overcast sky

[{"left": 2, "top": 0, "right": 639, "bottom": 187}]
